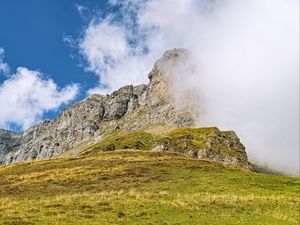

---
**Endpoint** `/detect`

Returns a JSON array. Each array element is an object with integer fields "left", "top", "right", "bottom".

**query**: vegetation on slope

[
  {"left": 0, "top": 150, "right": 299, "bottom": 225},
  {"left": 82, "top": 127, "right": 242, "bottom": 156},
  {"left": 80, "top": 126, "right": 251, "bottom": 169},
  {"left": 82, "top": 131, "right": 155, "bottom": 153},
  {"left": 154, "top": 127, "right": 245, "bottom": 157}
]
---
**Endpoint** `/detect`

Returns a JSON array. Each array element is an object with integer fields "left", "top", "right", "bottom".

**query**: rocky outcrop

[
  {"left": 0, "top": 49, "right": 194, "bottom": 165},
  {"left": 80, "top": 126, "right": 253, "bottom": 170},
  {"left": 0, "top": 49, "right": 253, "bottom": 170},
  {"left": 152, "top": 127, "right": 253, "bottom": 170}
]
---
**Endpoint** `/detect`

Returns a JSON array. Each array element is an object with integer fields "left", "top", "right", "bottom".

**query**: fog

[
  {"left": 162, "top": 0, "right": 299, "bottom": 175},
  {"left": 80, "top": 0, "right": 299, "bottom": 175}
]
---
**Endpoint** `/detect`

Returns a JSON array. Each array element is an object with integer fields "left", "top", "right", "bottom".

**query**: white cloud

[
  {"left": 0, "top": 66, "right": 79, "bottom": 130},
  {"left": 75, "top": 3, "right": 89, "bottom": 19},
  {"left": 80, "top": 20, "right": 129, "bottom": 75},
  {"left": 78, "top": 0, "right": 299, "bottom": 175},
  {"left": 0, "top": 48, "right": 9, "bottom": 74},
  {"left": 79, "top": 15, "right": 158, "bottom": 94}
]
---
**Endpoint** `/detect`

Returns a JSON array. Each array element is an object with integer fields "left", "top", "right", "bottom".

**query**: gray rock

[
  {"left": 151, "top": 127, "right": 253, "bottom": 170},
  {"left": 0, "top": 49, "right": 195, "bottom": 165},
  {"left": 0, "top": 129, "right": 22, "bottom": 163}
]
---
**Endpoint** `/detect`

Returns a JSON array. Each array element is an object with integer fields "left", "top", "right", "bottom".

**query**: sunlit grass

[{"left": 0, "top": 150, "right": 299, "bottom": 225}]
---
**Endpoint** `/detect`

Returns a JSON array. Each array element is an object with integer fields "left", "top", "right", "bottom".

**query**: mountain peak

[
  {"left": 149, "top": 48, "right": 190, "bottom": 81},
  {"left": 0, "top": 49, "right": 252, "bottom": 171},
  {"left": 0, "top": 49, "right": 195, "bottom": 165}
]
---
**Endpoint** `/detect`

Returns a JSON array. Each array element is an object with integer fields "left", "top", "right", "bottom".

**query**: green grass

[
  {"left": 82, "top": 131, "right": 155, "bottom": 153},
  {"left": 156, "top": 127, "right": 215, "bottom": 151},
  {"left": 82, "top": 123, "right": 174, "bottom": 155},
  {"left": 0, "top": 150, "right": 299, "bottom": 225},
  {"left": 81, "top": 127, "right": 245, "bottom": 158}
]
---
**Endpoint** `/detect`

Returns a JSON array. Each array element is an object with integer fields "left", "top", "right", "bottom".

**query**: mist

[
  {"left": 163, "top": 0, "right": 299, "bottom": 175},
  {"left": 79, "top": 0, "right": 299, "bottom": 175}
]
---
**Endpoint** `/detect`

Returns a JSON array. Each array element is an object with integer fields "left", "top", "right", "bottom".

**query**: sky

[
  {"left": 0, "top": 0, "right": 102, "bottom": 130},
  {"left": 0, "top": 0, "right": 106, "bottom": 87},
  {"left": 0, "top": 0, "right": 299, "bottom": 175}
]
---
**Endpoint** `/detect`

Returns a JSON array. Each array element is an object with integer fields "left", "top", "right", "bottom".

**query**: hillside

[
  {"left": 0, "top": 49, "right": 299, "bottom": 225},
  {"left": 0, "top": 150, "right": 299, "bottom": 225}
]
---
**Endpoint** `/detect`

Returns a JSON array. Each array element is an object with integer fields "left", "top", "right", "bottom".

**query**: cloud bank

[
  {"left": 78, "top": 0, "right": 299, "bottom": 175},
  {"left": 0, "top": 50, "right": 79, "bottom": 130}
]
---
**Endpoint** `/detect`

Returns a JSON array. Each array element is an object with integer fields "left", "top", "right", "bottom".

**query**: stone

[
  {"left": 0, "top": 49, "right": 195, "bottom": 165},
  {"left": 151, "top": 127, "right": 253, "bottom": 170}
]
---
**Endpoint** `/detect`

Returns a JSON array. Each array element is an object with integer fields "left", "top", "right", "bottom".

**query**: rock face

[
  {"left": 0, "top": 49, "right": 194, "bottom": 165},
  {"left": 0, "top": 48, "right": 253, "bottom": 170},
  {"left": 152, "top": 127, "right": 253, "bottom": 170},
  {"left": 0, "top": 129, "right": 21, "bottom": 163}
]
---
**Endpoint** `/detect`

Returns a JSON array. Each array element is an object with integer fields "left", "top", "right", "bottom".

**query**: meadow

[{"left": 0, "top": 150, "right": 299, "bottom": 225}]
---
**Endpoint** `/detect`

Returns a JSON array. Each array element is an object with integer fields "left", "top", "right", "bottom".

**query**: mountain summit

[{"left": 0, "top": 49, "right": 252, "bottom": 170}]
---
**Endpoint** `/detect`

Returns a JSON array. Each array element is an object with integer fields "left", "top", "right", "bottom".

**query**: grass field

[{"left": 0, "top": 150, "right": 299, "bottom": 225}]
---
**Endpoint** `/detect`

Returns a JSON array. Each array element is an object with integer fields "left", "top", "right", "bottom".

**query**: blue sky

[{"left": 0, "top": 0, "right": 104, "bottom": 96}]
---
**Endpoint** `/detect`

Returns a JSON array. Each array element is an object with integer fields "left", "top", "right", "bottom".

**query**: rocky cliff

[
  {"left": 0, "top": 49, "right": 252, "bottom": 170},
  {"left": 0, "top": 49, "right": 194, "bottom": 164},
  {"left": 0, "top": 129, "right": 21, "bottom": 163}
]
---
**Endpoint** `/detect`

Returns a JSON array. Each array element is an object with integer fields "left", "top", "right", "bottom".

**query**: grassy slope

[
  {"left": 0, "top": 150, "right": 299, "bottom": 225},
  {"left": 80, "top": 127, "right": 245, "bottom": 157}
]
